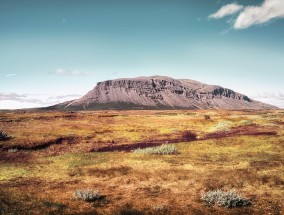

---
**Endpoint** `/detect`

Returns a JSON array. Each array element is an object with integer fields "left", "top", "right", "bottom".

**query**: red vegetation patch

[
  {"left": 94, "top": 131, "right": 197, "bottom": 152},
  {"left": 94, "top": 142, "right": 163, "bottom": 152},
  {"left": 203, "top": 125, "right": 277, "bottom": 140},
  {"left": 1, "top": 136, "right": 78, "bottom": 152},
  {"left": 0, "top": 178, "right": 43, "bottom": 188},
  {"left": 97, "top": 114, "right": 119, "bottom": 118},
  {"left": 250, "top": 160, "right": 282, "bottom": 169},
  {"left": 183, "top": 131, "right": 197, "bottom": 141},
  {"left": 0, "top": 151, "right": 32, "bottom": 163}
]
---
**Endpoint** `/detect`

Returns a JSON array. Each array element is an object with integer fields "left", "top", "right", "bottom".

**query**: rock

[{"left": 54, "top": 76, "right": 277, "bottom": 110}]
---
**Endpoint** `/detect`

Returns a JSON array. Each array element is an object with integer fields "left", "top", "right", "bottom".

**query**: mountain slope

[{"left": 59, "top": 76, "right": 277, "bottom": 110}]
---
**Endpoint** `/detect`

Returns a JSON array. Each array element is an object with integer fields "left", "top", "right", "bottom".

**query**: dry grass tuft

[
  {"left": 74, "top": 188, "right": 101, "bottom": 202},
  {"left": 133, "top": 144, "right": 177, "bottom": 155},
  {"left": 201, "top": 189, "right": 251, "bottom": 208}
]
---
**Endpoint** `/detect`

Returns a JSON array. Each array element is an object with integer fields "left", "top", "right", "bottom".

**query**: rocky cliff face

[{"left": 63, "top": 76, "right": 277, "bottom": 110}]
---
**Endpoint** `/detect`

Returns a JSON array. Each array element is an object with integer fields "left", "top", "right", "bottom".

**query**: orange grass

[{"left": 0, "top": 109, "right": 283, "bottom": 214}]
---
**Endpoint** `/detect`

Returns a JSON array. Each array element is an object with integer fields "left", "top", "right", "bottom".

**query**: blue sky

[{"left": 1, "top": 0, "right": 284, "bottom": 109}]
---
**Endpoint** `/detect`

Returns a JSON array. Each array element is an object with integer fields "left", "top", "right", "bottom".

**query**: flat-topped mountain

[{"left": 53, "top": 76, "right": 277, "bottom": 110}]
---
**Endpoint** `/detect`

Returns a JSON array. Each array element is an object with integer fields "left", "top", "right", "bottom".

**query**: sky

[{"left": 0, "top": 0, "right": 284, "bottom": 109}]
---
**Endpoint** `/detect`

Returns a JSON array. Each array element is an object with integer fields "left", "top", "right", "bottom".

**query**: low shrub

[
  {"left": 204, "top": 115, "right": 211, "bottom": 120},
  {"left": 183, "top": 131, "right": 197, "bottom": 141},
  {"left": 239, "top": 120, "right": 253, "bottom": 126},
  {"left": 133, "top": 144, "right": 177, "bottom": 155},
  {"left": 153, "top": 204, "right": 167, "bottom": 212},
  {"left": 74, "top": 189, "right": 101, "bottom": 202},
  {"left": 210, "top": 121, "right": 232, "bottom": 132},
  {"left": 201, "top": 189, "right": 251, "bottom": 208},
  {"left": 0, "top": 130, "right": 11, "bottom": 141},
  {"left": 8, "top": 148, "right": 18, "bottom": 153}
]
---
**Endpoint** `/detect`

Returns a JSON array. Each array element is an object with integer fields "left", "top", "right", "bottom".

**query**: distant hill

[{"left": 49, "top": 76, "right": 278, "bottom": 110}]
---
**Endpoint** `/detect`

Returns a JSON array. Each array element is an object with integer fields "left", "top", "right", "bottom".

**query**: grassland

[{"left": 0, "top": 109, "right": 283, "bottom": 214}]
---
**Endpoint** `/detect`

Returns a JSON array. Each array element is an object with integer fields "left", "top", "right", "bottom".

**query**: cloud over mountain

[
  {"left": 250, "top": 91, "right": 284, "bottom": 108},
  {"left": 0, "top": 92, "right": 81, "bottom": 109}
]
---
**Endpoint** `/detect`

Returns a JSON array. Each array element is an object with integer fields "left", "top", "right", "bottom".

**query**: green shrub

[
  {"left": 201, "top": 189, "right": 251, "bottom": 208},
  {"left": 133, "top": 144, "right": 177, "bottom": 155}
]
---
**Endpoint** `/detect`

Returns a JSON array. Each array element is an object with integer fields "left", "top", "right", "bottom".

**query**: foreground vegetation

[
  {"left": 133, "top": 144, "right": 177, "bottom": 155},
  {"left": 0, "top": 109, "right": 283, "bottom": 214}
]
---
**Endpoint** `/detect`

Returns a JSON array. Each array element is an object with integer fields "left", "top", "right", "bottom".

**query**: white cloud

[
  {"left": 250, "top": 91, "right": 284, "bottom": 108},
  {"left": 0, "top": 92, "right": 81, "bottom": 109},
  {"left": 51, "top": 68, "right": 90, "bottom": 76},
  {"left": 234, "top": 0, "right": 284, "bottom": 29},
  {"left": 0, "top": 93, "right": 27, "bottom": 100},
  {"left": 5, "top": 74, "right": 17, "bottom": 77},
  {"left": 209, "top": 0, "right": 284, "bottom": 29},
  {"left": 209, "top": 3, "right": 244, "bottom": 19}
]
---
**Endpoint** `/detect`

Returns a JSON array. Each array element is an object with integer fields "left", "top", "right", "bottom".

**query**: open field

[{"left": 0, "top": 109, "right": 283, "bottom": 214}]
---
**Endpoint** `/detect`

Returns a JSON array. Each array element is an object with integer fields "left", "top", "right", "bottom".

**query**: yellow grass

[{"left": 0, "top": 109, "right": 283, "bottom": 214}]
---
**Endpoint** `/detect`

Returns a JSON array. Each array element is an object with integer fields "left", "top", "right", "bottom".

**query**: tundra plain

[{"left": 0, "top": 110, "right": 283, "bottom": 214}]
